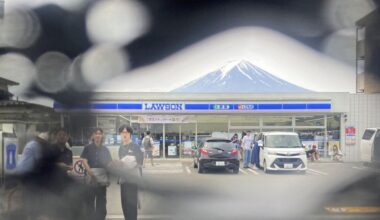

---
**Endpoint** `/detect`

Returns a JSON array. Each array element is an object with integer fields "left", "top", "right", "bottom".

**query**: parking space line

[
  {"left": 307, "top": 168, "right": 328, "bottom": 176},
  {"left": 185, "top": 166, "right": 191, "bottom": 174},
  {"left": 352, "top": 166, "right": 366, "bottom": 170},
  {"left": 239, "top": 168, "right": 248, "bottom": 174},
  {"left": 247, "top": 168, "right": 259, "bottom": 175},
  {"left": 306, "top": 171, "right": 321, "bottom": 176}
]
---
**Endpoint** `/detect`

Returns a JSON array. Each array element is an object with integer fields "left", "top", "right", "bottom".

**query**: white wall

[{"left": 347, "top": 94, "right": 380, "bottom": 161}]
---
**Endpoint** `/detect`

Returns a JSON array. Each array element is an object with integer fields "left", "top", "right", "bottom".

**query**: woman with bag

[{"left": 81, "top": 128, "right": 112, "bottom": 220}]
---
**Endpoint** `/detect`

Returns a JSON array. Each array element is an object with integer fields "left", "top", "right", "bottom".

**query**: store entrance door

[
  {"left": 132, "top": 123, "right": 164, "bottom": 158},
  {"left": 164, "top": 123, "right": 196, "bottom": 159}
]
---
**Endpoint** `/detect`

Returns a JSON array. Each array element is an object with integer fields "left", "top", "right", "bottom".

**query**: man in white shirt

[{"left": 242, "top": 131, "right": 253, "bottom": 168}]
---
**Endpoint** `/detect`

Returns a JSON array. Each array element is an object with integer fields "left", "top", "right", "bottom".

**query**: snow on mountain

[{"left": 172, "top": 60, "right": 311, "bottom": 93}]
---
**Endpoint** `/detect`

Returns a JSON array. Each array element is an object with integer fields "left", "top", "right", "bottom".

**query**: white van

[
  {"left": 360, "top": 128, "right": 380, "bottom": 165},
  {"left": 256, "top": 132, "right": 307, "bottom": 173}
]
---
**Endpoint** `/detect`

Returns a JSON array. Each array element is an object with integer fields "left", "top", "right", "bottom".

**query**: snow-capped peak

[{"left": 173, "top": 60, "right": 310, "bottom": 93}]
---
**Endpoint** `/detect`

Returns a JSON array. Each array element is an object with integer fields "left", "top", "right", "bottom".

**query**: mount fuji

[{"left": 172, "top": 60, "right": 311, "bottom": 93}]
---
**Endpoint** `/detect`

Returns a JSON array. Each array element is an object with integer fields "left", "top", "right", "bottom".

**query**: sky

[
  {"left": 98, "top": 27, "right": 356, "bottom": 93},
  {"left": 1, "top": 0, "right": 376, "bottom": 107}
]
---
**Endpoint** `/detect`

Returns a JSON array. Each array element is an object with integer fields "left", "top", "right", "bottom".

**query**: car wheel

[
  {"left": 263, "top": 160, "right": 269, "bottom": 174},
  {"left": 198, "top": 163, "right": 203, "bottom": 173},
  {"left": 233, "top": 168, "right": 239, "bottom": 174}
]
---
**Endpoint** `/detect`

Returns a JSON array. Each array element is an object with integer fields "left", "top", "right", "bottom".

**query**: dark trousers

[
  {"left": 120, "top": 183, "right": 138, "bottom": 220},
  {"left": 87, "top": 185, "right": 107, "bottom": 220}
]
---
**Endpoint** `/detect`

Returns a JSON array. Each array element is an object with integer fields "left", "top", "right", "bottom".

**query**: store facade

[{"left": 56, "top": 93, "right": 349, "bottom": 160}]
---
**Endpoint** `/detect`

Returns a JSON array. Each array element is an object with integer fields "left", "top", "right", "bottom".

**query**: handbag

[{"left": 88, "top": 168, "right": 109, "bottom": 186}]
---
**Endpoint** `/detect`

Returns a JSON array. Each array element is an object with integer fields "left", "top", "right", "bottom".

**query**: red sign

[{"left": 345, "top": 127, "right": 356, "bottom": 136}]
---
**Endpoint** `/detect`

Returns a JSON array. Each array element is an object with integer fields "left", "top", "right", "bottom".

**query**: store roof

[{"left": 0, "top": 77, "right": 19, "bottom": 86}]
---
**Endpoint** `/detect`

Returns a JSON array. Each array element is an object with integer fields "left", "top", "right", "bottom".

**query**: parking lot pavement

[{"left": 106, "top": 160, "right": 380, "bottom": 219}]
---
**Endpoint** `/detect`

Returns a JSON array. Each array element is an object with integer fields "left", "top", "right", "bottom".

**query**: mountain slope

[{"left": 172, "top": 60, "right": 310, "bottom": 93}]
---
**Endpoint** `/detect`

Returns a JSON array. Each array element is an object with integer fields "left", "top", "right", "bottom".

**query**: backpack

[{"left": 143, "top": 137, "right": 153, "bottom": 151}]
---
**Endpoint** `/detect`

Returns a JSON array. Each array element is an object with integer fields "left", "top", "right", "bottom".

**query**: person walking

[
  {"left": 242, "top": 131, "right": 253, "bottom": 168},
  {"left": 81, "top": 128, "right": 112, "bottom": 220},
  {"left": 118, "top": 125, "right": 144, "bottom": 220},
  {"left": 142, "top": 131, "right": 154, "bottom": 167}
]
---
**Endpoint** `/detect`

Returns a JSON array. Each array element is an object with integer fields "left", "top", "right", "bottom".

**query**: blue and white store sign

[
  {"left": 54, "top": 101, "right": 331, "bottom": 113},
  {"left": 143, "top": 103, "right": 185, "bottom": 111},
  {"left": 3, "top": 137, "right": 18, "bottom": 173}
]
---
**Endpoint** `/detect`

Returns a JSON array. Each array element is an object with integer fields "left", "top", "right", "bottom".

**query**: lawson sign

[
  {"left": 143, "top": 103, "right": 185, "bottom": 111},
  {"left": 54, "top": 101, "right": 332, "bottom": 112}
]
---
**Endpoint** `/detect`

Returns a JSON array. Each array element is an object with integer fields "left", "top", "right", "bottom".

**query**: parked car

[
  {"left": 256, "top": 132, "right": 307, "bottom": 173},
  {"left": 193, "top": 138, "right": 239, "bottom": 174},
  {"left": 360, "top": 128, "right": 380, "bottom": 166}
]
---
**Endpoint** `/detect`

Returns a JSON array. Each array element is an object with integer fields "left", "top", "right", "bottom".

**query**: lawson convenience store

[{"left": 55, "top": 92, "right": 349, "bottom": 159}]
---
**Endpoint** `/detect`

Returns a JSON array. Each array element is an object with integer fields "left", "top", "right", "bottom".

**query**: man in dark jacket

[{"left": 118, "top": 125, "right": 143, "bottom": 220}]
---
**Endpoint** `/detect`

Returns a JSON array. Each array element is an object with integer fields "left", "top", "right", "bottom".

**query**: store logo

[
  {"left": 238, "top": 104, "right": 255, "bottom": 110},
  {"left": 213, "top": 104, "right": 231, "bottom": 110},
  {"left": 144, "top": 103, "right": 184, "bottom": 111}
]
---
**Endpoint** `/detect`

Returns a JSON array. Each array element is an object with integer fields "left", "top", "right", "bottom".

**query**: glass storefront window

[
  {"left": 165, "top": 124, "right": 180, "bottom": 158},
  {"left": 327, "top": 114, "right": 341, "bottom": 156},
  {"left": 197, "top": 122, "right": 228, "bottom": 140},
  {"left": 262, "top": 116, "right": 292, "bottom": 126},
  {"left": 295, "top": 128, "right": 326, "bottom": 157},
  {"left": 295, "top": 115, "right": 324, "bottom": 126},
  {"left": 98, "top": 116, "right": 117, "bottom": 145},
  {"left": 180, "top": 123, "right": 196, "bottom": 159},
  {"left": 69, "top": 115, "right": 96, "bottom": 146}
]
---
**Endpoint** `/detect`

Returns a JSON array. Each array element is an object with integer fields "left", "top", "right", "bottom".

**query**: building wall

[{"left": 347, "top": 94, "right": 380, "bottom": 161}]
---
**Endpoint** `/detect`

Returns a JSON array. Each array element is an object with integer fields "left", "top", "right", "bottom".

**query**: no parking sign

[{"left": 74, "top": 159, "right": 85, "bottom": 176}]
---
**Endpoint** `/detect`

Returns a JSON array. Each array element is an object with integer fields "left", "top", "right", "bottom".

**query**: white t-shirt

[{"left": 242, "top": 135, "right": 253, "bottom": 150}]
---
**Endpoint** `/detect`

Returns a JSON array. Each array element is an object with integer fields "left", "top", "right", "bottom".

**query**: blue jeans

[{"left": 243, "top": 149, "right": 252, "bottom": 168}]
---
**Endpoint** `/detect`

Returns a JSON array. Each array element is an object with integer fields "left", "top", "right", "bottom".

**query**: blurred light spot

[
  {"left": 86, "top": 0, "right": 150, "bottom": 45},
  {"left": 36, "top": 52, "right": 71, "bottom": 93},
  {"left": 7, "top": 0, "right": 89, "bottom": 12},
  {"left": 0, "top": 9, "right": 41, "bottom": 49},
  {"left": 0, "top": 53, "right": 36, "bottom": 96},
  {"left": 322, "top": 29, "right": 356, "bottom": 66},
  {"left": 323, "top": 0, "right": 375, "bottom": 29},
  {"left": 81, "top": 44, "right": 129, "bottom": 87},
  {"left": 68, "top": 55, "right": 91, "bottom": 92}
]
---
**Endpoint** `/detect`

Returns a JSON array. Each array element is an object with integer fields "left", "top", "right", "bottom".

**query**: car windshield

[
  {"left": 204, "top": 140, "right": 234, "bottom": 150},
  {"left": 266, "top": 135, "right": 302, "bottom": 148}
]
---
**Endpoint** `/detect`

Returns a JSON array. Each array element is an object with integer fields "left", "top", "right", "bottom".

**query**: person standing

[
  {"left": 231, "top": 133, "right": 239, "bottom": 148},
  {"left": 81, "top": 128, "right": 112, "bottom": 220},
  {"left": 142, "top": 131, "right": 154, "bottom": 167},
  {"left": 118, "top": 125, "right": 143, "bottom": 220},
  {"left": 15, "top": 131, "right": 52, "bottom": 219},
  {"left": 52, "top": 128, "right": 73, "bottom": 174},
  {"left": 15, "top": 131, "right": 51, "bottom": 175},
  {"left": 242, "top": 131, "right": 253, "bottom": 168},
  {"left": 251, "top": 139, "right": 261, "bottom": 169},
  {"left": 239, "top": 132, "right": 246, "bottom": 161}
]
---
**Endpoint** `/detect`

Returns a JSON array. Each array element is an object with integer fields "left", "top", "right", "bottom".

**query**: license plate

[
  {"left": 216, "top": 161, "right": 225, "bottom": 166},
  {"left": 284, "top": 163, "right": 293, "bottom": 169}
]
